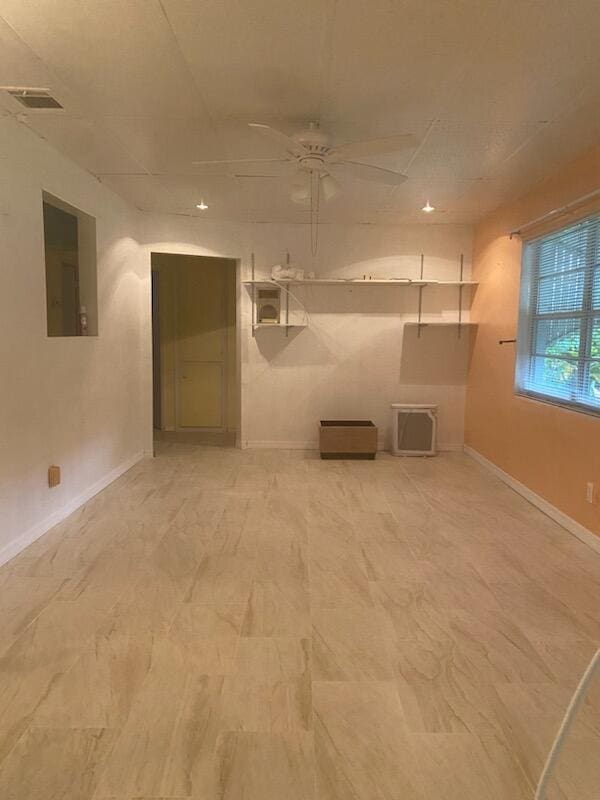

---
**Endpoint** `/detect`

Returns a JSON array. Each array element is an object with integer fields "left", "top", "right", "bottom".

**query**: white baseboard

[
  {"left": 464, "top": 445, "right": 600, "bottom": 555},
  {"left": 245, "top": 440, "right": 384, "bottom": 451},
  {"left": 438, "top": 443, "right": 464, "bottom": 452},
  {"left": 0, "top": 451, "right": 145, "bottom": 569},
  {"left": 243, "top": 439, "right": 464, "bottom": 453},
  {"left": 243, "top": 440, "right": 317, "bottom": 450}
]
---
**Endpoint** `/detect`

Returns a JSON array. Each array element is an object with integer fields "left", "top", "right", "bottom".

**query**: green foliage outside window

[{"left": 544, "top": 324, "right": 600, "bottom": 398}]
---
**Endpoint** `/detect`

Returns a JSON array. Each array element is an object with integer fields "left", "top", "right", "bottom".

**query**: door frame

[
  {"left": 150, "top": 252, "right": 242, "bottom": 444},
  {"left": 151, "top": 269, "right": 162, "bottom": 430}
]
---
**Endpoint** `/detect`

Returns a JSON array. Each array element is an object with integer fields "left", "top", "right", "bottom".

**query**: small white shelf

[
  {"left": 252, "top": 322, "right": 307, "bottom": 330},
  {"left": 244, "top": 278, "right": 477, "bottom": 287},
  {"left": 405, "top": 321, "right": 478, "bottom": 328}
]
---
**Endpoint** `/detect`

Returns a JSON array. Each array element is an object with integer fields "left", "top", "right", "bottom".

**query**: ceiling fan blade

[
  {"left": 234, "top": 160, "right": 297, "bottom": 178},
  {"left": 234, "top": 174, "right": 283, "bottom": 179},
  {"left": 332, "top": 160, "right": 408, "bottom": 186},
  {"left": 329, "top": 133, "right": 416, "bottom": 161},
  {"left": 192, "top": 157, "right": 290, "bottom": 165},
  {"left": 248, "top": 123, "right": 306, "bottom": 156},
  {"left": 320, "top": 173, "right": 340, "bottom": 202}
]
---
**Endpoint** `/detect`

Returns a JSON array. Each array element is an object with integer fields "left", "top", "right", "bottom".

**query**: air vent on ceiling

[{"left": 7, "top": 89, "right": 63, "bottom": 109}]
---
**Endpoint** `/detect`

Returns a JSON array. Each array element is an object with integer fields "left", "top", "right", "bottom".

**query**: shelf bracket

[
  {"left": 417, "top": 253, "right": 424, "bottom": 337},
  {"left": 457, "top": 253, "right": 464, "bottom": 338},
  {"left": 251, "top": 252, "right": 256, "bottom": 337}
]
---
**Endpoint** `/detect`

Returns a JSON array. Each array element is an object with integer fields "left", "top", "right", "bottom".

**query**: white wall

[
  {"left": 0, "top": 115, "right": 473, "bottom": 565},
  {"left": 140, "top": 215, "right": 473, "bottom": 450},
  {"left": 0, "top": 116, "right": 148, "bottom": 565}
]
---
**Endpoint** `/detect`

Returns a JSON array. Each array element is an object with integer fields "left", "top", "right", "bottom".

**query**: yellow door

[{"left": 176, "top": 259, "right": 227, "bottom": 429}]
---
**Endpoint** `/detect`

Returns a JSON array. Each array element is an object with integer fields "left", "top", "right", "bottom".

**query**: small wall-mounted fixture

[
  {"left": 196, "top": 201, "right": 208, "bottom": 210},
  {"left": 48, "top": 465, "right": 61, "bottom": 488},
  {"left": 257, "top": 288, "right": 280, "bottom": 324},
  {"left": 422, "top": 201, "right": 435, "bottom": 213}
]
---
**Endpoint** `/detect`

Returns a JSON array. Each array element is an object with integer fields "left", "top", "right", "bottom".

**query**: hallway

[{"left": 0, "top": 444, "right": 598, "bottom": 799}]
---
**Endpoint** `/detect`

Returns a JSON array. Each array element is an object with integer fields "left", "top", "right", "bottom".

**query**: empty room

[{"left": 0, "top": 1, "right": 599, "bottom": 798}]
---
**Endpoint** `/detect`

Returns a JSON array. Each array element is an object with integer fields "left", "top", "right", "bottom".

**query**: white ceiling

[{"left": 1, "top": 0, "right": 599, "bottom": 224}]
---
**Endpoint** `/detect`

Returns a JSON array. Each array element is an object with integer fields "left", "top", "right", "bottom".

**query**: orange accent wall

[{"left": 465, "top": 143, "right": 600, "bottom": 537}]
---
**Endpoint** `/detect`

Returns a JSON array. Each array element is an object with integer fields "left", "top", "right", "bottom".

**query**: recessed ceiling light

[
  {"left": 422, "top": 201, "right": 435, "bottom": 213},
  {"left": 196, "top": 201, "right": 208, "bottom": 210}
]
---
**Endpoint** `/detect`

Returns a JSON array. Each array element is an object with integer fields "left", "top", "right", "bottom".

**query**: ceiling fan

[{"left": 193, "top": 122, "right": 415, "bottom": 204}]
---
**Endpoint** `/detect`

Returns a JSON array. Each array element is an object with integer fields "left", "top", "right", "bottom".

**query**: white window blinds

[{"left": 516, "top": 213, "right": 600, "bottom": 413}]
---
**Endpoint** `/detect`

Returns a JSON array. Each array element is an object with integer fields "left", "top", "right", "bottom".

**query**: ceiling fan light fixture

[
  {"left": 196, "top": 201, "right": 209, "bottom": 210},
  {"left": 290, "top": 170, "right": 311, "bottom": 204},
  {"left": 291, "top": 188, "right": 310, "bottom": 204},
  {"left": 422, "top": 201, "right": 435, "bottom": 213},
  {"left": 321, "top": 173, "right": 340, "bottom": 202}
]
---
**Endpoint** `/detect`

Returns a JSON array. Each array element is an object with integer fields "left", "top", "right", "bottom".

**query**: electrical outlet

[
  {"left": 48, "top": 465, "right": 61, "bottom": 488},
  {"left": 586, "top": 481, "right": 596, "bottom": 504}
]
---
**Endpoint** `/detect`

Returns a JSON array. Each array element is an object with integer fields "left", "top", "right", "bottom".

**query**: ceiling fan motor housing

[
  {"left": 295, "top": 121, "right": 329, "bottom": 148},
  {"left": 298, "top": 154, "right": 327, "bottom": 173}
]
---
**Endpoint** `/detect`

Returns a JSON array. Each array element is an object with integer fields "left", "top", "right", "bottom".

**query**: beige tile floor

[{"left": 0, "top": 442, "right": 598, "bottom": 799}]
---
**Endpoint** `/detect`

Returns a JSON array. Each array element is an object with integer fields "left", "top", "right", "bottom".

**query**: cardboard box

[{"left": 319, "top": 420, "right": 377, "bottom": 460}]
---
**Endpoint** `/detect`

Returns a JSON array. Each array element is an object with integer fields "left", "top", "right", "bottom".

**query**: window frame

[{"left": 515, "top": 212, "right": 600, "bottom": 416}]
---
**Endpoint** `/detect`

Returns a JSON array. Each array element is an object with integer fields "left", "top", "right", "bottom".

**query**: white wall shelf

[
  {"left": 243, "top": 278, "right": 478, "bottom": 287},
  {"left": 246, "top": 253, "right": 475, "bottom": 337},
  {"left": 405, "top": 321, "right": 478, "bottom": 328},
  {"left": 252, "top": 322, "right": 307, "bottom": 330},
  {"left": 406, "top": 322, "right": 477, "bottom": 338}
]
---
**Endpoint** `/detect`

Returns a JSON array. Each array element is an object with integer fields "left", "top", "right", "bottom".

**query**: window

[
  {"left": 43, "top": 192, "right": 97, "bottom": 337},
  {"left": 516, "top": 213, "right": 600, "bottom": 413}
]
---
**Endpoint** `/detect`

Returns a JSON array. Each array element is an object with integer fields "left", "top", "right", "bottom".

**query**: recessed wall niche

[{"left": 42, "top": 192, "right": 98, "bottom": 337}]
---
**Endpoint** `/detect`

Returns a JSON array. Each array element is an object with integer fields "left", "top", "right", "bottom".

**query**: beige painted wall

[
  {"left": 0, "top": 116, "right": 148, "bottom": 566},
  {"left": 465, "top": 142, "right": 600, "bottom": 537},
  {"left": 152, "top": 253, "right": 237, "bottom": 432}
]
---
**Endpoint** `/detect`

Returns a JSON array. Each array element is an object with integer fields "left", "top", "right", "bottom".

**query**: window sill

[{"left": 515, "top": 389, "right": 600, "bottom": 418}]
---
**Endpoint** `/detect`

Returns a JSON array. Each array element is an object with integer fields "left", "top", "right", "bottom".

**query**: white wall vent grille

[
  {"left": 7, "top": 89, "right": 63, "bottom": 109},
  {"left": 391, "top": 403, "right": 437, "bottom": 456}
]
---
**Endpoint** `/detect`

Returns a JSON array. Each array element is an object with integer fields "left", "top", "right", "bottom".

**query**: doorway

[{"left": 151, "top": 253, "right": 238, "bottom": 446}]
